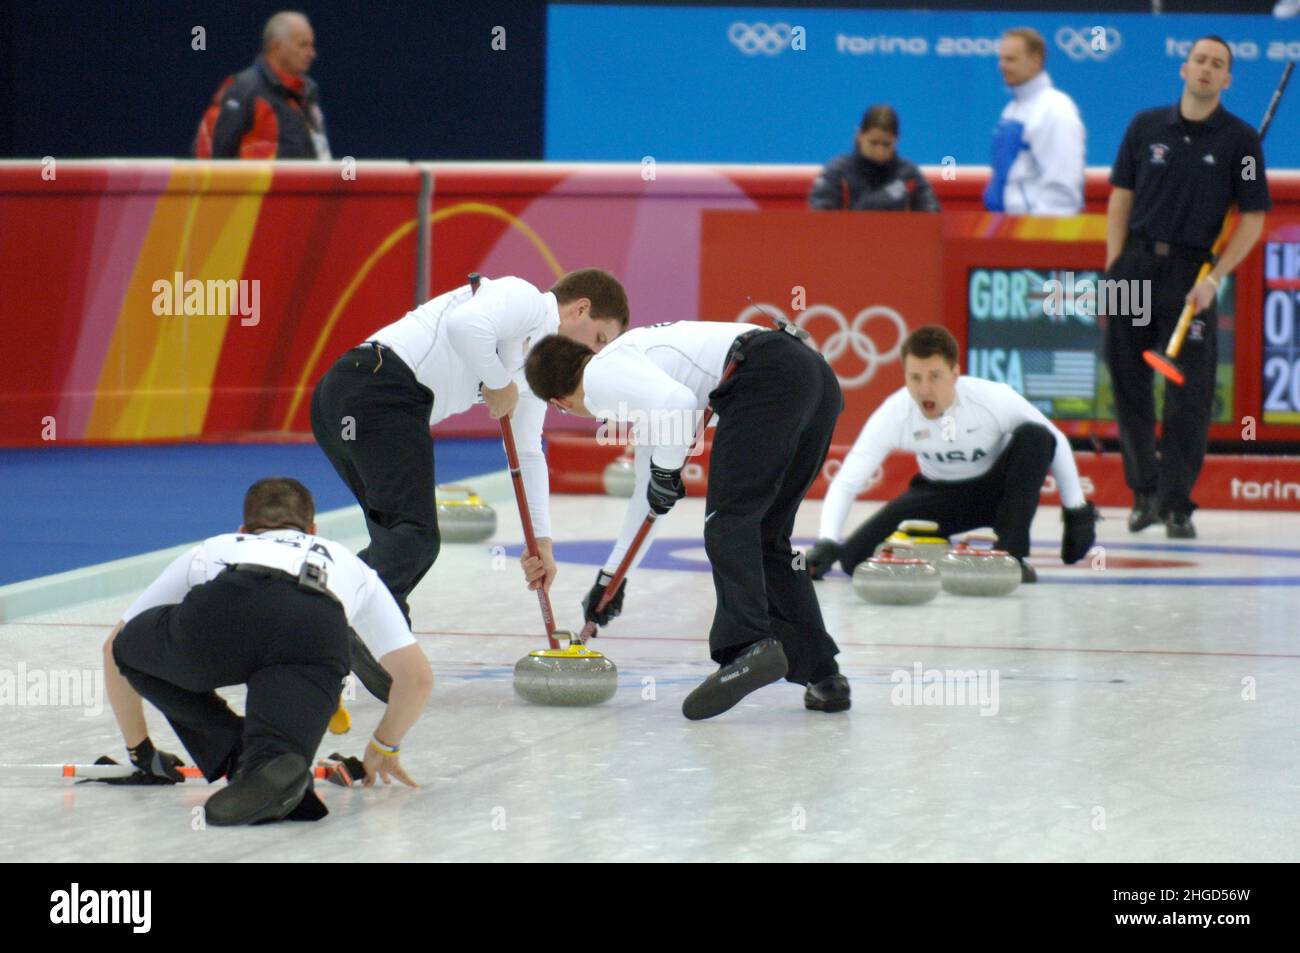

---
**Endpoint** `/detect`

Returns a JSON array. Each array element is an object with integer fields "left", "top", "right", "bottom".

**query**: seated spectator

[
  {"left": 809, "top": 105, "right": 940, "bottom": 212},
  {"left": 193, "top": 11, "right": 331, "bottom": 160}
]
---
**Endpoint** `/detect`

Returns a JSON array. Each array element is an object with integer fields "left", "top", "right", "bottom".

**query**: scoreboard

[
  {"left": 966, "top": 267, "right": 1103, "bottom": 420},
  {"left": 965, "top": 266, "right": 1236, "bottom": 426},
  {"left": 1262, "top": 241, "right": 1300, "bottom": 425}
]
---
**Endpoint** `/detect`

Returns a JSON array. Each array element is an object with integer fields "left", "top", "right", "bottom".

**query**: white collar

[{"left": 1012, "top": 70, "right": 1052, "bottom": 102}]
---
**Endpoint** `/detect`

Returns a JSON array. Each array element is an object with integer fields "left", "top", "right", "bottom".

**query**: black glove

[
  {"left": 582, "top": 570, "right": 627, "bottom": 626},
  {"left": 647, "top": 464, "right": 686, "bottom": 515},
  {"left": 323, "top": 752, "right": 366, "bottom": 787},
  {"left": 85, "top": 739, "right": 186, "bottom": 785},
  {"left": 805, "top": 539, "right": 841, "bottom": 580},
  {"left": 1061, "top": 501, "right": 1099, "bottom": 564}
]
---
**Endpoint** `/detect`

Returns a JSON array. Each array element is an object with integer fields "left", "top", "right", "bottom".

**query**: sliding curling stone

[
  {"left": 873, "top": 519, "right": 950, "bottom": 563},
  {"left": 937, "top": 540, "right": 1021, "bottom": 597},
  {"left": 435, "top": 484, "right": 496, "bottom": 543},
  {"left": 852, "top": 545, "right": 941, "bottom": 605},
  {"left": 513, "top": 632, "right": 618, "bottom": 706},
  {"left": 602, "top": 455, "right": 636, "bottom": 497}
]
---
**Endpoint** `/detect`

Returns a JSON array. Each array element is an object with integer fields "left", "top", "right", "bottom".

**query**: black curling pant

[
  {"left": 112, "top": 570, "right": 350, "bottom": 789},
  {"left": 311, "top": 344, "right": 438, "bottom": 625},
  {"left": 704, "top": 332, "right": 843, "bottom": 685},
  {"left": 838, "top": 423, "right": 1056, "bottom": 574},
  {"left": 1103, "top": 239, "right": 1218, "bottom": 517}
]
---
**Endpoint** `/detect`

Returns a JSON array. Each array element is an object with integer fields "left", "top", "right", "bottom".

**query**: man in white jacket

[
  {"left": 983, "top": 27, "right": 1086, "bottom": 216},
  {"left": 310, "top": 269, "right": 629, "bottom": 698},
  {"left": 103, "top": 478, "right": 432, "bottom": 825},
  {"left": 524, "top": 322, "right": 847, "bottom": 720},
  {"left": 806, "top": 326, "right": 1097, "bottom": 581}
]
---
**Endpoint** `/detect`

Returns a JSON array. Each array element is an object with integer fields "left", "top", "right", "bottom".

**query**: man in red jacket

[{"left": 193, "top": 11, "right": 331, "bottom": 160}]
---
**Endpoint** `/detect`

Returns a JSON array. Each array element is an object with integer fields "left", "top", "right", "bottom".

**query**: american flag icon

[{"left": 1023, "top": 350, "right": 1096, "bottom": 399}]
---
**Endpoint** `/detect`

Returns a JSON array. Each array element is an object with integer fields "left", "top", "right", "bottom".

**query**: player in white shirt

[
  {"left": 984, "top": 27, "right": 1086, "bottom": 216},
  {"left": 806, "top": 326, "right": 1098, "bottom": 581},
  {"left": 102, "top": 478, "right": 432, "bottom": 826},
  {"left": 310, "top": 269, "right": 629, "bottom": 699},
  {"left": 524, "top": 321, "right": 848, "bottom": 720}
]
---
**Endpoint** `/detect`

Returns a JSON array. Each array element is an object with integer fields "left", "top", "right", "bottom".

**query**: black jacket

[
  {"left": 808, "top": 151, "right": 940, "bottom": 212},
  {"left": 194, "top": 58, "right": 329, "bottom": 160}
]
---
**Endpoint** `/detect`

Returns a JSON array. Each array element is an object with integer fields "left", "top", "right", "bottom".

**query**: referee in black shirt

[{"left": 1103, "top": 36, "right": 1270, "bottom": 539}]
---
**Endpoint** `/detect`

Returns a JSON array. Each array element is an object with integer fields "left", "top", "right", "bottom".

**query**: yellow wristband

[
  {"left": 369, "top": 736, "right": 400, "bottom": 757},
  {"left": 1206, "top": 274, "right": 1220, "bottom": 289}
]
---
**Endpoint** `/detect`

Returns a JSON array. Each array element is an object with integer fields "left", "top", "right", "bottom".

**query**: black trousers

[
  {"left": 1103, "top": 238, "right": 1217, "bottom": 516},
  {"left": 838, "top": 423, "right": 1056, "bottom": 574},
  {"left": 112, "top": 570, "right": 350, "bottom": 785},
  {"left": 311, "top": 344, "right": 438, "bottom": 624},
  {"left": 704, "top": 332, "right": 843, "bottom": 685}
]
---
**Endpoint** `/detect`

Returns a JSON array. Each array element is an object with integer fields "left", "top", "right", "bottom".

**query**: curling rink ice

[{"left": 2, "top": 483, "right": 1299, "bottom": 863}]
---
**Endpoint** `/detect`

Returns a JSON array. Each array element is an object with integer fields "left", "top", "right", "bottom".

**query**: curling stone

[
  {"left": 873, "top": 519, "right": 950, "bottom": 563},
  {"left": 602, "top": 455, "right": 636, "bottom": 497},
  {"left": 937, "top": 540, "right": 1021, "bottom": 597},
  {"left": 435, "top": 484, "right": 496, "bottom": 542},
  {"left": 513, "top": 632, "right": 618, "bottom": 706},
  {"left": 852, "top": 545, "right": 941, "bottom": 605}
]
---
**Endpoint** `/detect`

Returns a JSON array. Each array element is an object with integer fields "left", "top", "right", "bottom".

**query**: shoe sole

[
  {"left": 204, "top": 753, "right": 311, "bottom": 827},
  {"left": 805, "top": 696, "right": 851, "bottom": 713},
  {"left": 682, "top": 639, "right": 788, "bottom": 721}
]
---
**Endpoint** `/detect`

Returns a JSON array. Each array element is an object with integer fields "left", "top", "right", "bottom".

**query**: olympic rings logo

[
  {"left": 1054, "top": 26, "right": 1121, "bottom": 62},
  {"left": 735, "top": 303, "right": 908, "bottom": 390},
  {"left": 728, "top": 22, "right": 794, "bottom": 56}
]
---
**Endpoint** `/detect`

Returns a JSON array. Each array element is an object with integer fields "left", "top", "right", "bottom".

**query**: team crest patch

[
  {"left": 1188, "top": 319, "right": 1205, "bottom": 343},
  {"left": 1149, "top": 143, "right": 1169, "bottom": 165}
]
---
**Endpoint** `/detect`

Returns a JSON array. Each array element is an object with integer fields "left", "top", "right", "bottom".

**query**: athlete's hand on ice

[
  {"left": 582, "top": 570, "right": 626, "bottom": 626},
  {"left": 805, "top": 539, "right": 841, "bottom": 580},
  {"left": 1061, "top": 501, "right": 1099, "bottom": 564},
  {"left": 100, "top": 737, "right": 186, "bottom": 785},
  {"left": 521, "top": 537, "right": 557, "bottom": 592},
  {"left": 647, "top": 464, "right": 686, "bottom": 515},
  {"left": 363, "top": 744, "right": 418, "bottom": 788},
  {"left": 481, "top": 380, "right": 519, "bottom": 419}
]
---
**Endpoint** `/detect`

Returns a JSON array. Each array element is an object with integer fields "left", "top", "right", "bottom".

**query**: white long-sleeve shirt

[
  {"left": 122, "top": 529, "right": 416, "bottom": 661},
  {"left": 818, "top": 376, "right": 1086, "bottom": 542},
  {"left": 989, "top": 71, "right": 1086, "bottom": 216},
  {"left": 368, "top": 275, "right": 556, "bottom": 537},
  {"left": 581, "top": 321, "right": 759, "bottom": 573}
]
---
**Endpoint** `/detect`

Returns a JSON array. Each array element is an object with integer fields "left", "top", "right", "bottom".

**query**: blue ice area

[{"left": 0, "top": 439, "right": 503, "bottom": 585}]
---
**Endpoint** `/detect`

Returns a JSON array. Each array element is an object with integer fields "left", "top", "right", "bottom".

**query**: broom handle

[
  {"left": 500, "top": 414, "right": 560, "bottom": 649},
  {"left": 471, "top": 272, "right": 561, "bottom": 650},
  {"left": 4, "top": 763, "right": 330, "bottom": 780},
  {"left": 579, "top": 358, "right": 738, "bottom": 642},
  {"left": 1164, "top": 227, "right": 1231, "bottom": 359}
]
